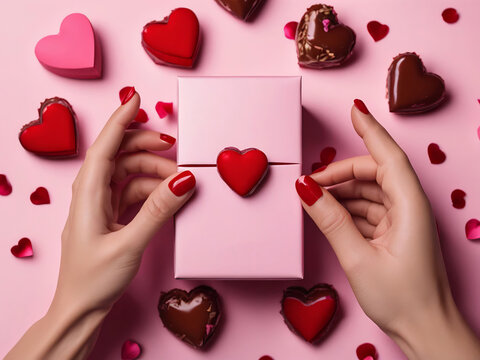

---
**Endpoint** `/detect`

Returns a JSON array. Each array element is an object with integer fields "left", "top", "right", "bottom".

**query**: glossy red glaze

[
  {"left": 168, "top": 170, "right": 196, "bottom": 197},
  {"left": 367, "top": 20, "right": 389, "bottom": 41},
  {"left": 30, "top": 187, "right": 50, "bottom": 205},
  {"left": 354, "top": 99, "right": 370, "bottom": 114},
  {"left": 356, "top": 342, "right": 377, "bottom": 359},
  {"left": 427, "top": 143, "right": 446, "bottom": 164},
  {"left": 442, "top": 8, "right": 459, "bottom": 24},
  {"left": 19, "top": 98, "right": 77, "bottom": 157},
  {"left": 11, "top": 238, "right": 33, "bottom": 258},
  {"left": 160, "top": 133, "right": 176, "bottom": 145},
  {"left": 142, "top": 8, "right": 200, "bottom": 68},
  {"left": 295, "top": 175, "right": 323, "bottom": 206},
  {"left": 451, "top": 189, "right": 466, "bottom": 209},
  {"left": 217, "top": 147, "right": 268, "bottom": 197}
]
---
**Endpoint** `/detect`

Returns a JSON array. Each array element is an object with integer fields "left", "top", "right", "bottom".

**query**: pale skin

[{"left": 5, "top": 94, "right": 480, "bottom": 359}]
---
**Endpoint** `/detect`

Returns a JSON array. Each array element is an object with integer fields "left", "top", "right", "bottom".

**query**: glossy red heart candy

[
  {"left": 217, "top": 147, "right": 268, "bottom": 197},
  {"left": 142, "top": 8, "right": 200, "bottom": 68},
  {"left": 427, "top": 143, "right": 446, "bottom": 164},
  {"left": 451, "top": 189, "right": 466, "bottom": 209},
  {"left": 19, "top": 98, "right": 77, "bottom": 158},
  {"left": 0, "top": 174, "right": 12, "bottom": 196},
  {"left": 280, "top": 284, "right": 338, "bottom": 343},
  {"left": 11, "top": 238, "right": 33, "bottom": 258},
  {"left": 367, "top": 21, "right": 389, "bottom": 42},
  {"left": 30, "top": 187, "right": 50, "bottom": 205}
]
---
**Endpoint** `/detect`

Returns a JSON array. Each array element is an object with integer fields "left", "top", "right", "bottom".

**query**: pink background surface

[{"left": 1, "top": 0, "right": 479, "bottom": 359}]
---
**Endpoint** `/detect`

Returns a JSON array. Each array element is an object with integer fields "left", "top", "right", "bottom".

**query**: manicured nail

[
  {"left": 160, "top": 133, "right": 176, "bottom": 145},
  {"left": 295, "top": 175, "right": 323, "bottom": 206},
  {"left": 313, "top": 165, "right": 328, "bottom": 174},
  {"left": 354, "top": 99, "right": 370, "bottom": 114},
  {"left": 169, "top": 171, "right": 196, "bottom": 196},
  {"left": 120, "top": 86, "right": 136, "bottom": 105}
]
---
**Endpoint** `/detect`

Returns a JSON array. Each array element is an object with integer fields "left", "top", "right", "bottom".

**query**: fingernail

[
  {"left": 295, "top": 175, "right": 323, "bottom": 206},
  {"left": 120, "top": 86, "right": 136, "bottom": 105},
  {"left": 160, "top": 133, "right": 176, "bottom": 145},
  {"left": 354, "top": 99, "right": 370, "bottom": 114},
  {"left": 169, "top": 171, "right": 195, "bottom": 196},
  {"left": 313, "top": 165, "right": 328, "bottom": 174}
]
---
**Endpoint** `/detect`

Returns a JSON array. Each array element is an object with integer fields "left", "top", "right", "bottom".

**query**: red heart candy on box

[
  {"left": 30, "top": 187, "right": 50, "bottom": 205},
  {"left": 11, "top": 238, "right": 33, "bottom": 258},
  {"left": 19, "top": 98, "right": 77, "bottom": 158},
  {"left": 142, "top": 8, "right": 200, "bottom": 68},
  {"left": 217, "top": 147, "right": 268, "bottom": 197}
]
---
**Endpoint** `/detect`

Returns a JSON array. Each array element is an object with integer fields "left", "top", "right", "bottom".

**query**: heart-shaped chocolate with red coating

[
  {"left": 296, "top": 4, "right": 356, "bottom": 69},
  {"left": 387, "top": 53, "right": 446, "bottom": 114},
  {"left": 214, "top": 0, "right": 264, "bottom": 21},
  {"left": 19, "top": 98, "right": 77, "bottom": 158},
  {"left": 142, "top": 8, "right": 200, "bottom": 68},
  {"left": 217, "top": 147, "right": 268, "bottom": 197},
  {"left": 158, "top": 285, "right": 221, "bottom": 349},
  {"left": 11, "top": 238, "right": 33, "bottom": 258},
  {"left": 280, "top": 284, "right": 338, "bottom": 343}
]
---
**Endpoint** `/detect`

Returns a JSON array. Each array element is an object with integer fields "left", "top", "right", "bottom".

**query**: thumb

[
  {"left": 121, "top": 170, "right": 196, "bottom": 250},
  {"left": 295, "top": 175, "right": 372, "bottom": 268}
]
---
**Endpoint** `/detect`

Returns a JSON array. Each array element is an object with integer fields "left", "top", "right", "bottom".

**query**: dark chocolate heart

[
  {"left": 214, "top": 0, "right": 264, "bottom": 21},
  {"left": 280, "top": 284, "right": 338, "bottom": 343},
  {"left": 296, "top": 4, "right": 356, "bottom": 69},
  {"left": 387, "top": 53, "right": 446, "bottom": 114},
  {"left": 158, "top": 286, "right": 221, "bottom": 349}
]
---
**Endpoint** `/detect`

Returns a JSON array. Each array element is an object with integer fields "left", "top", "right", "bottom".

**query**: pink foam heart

[
  {"left": 35, "top": 13, "right": 102, "bottom": 79},
  {"left": 121, "top": 340, "right": 141, "bottom": 360},
  {"left": 465, "top": 219, "right": 480, "bottom": 241}
]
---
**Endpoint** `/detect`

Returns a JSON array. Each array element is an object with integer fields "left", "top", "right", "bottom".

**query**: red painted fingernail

[
  {"left": 295, "top": 175, "right": 323, "bottom": 206},
  {"left": 169, "top": 171, "right": 196, "bottom": 196},
  {"left": 120, "top": 86, "right": 136, "bottom": 105},
  {"left": 160, "top": 133, "right": 176, "bottom": 145},
  {"left": 313, "top": 165, "right": 328, "bottom": 174},
  {"left": 354, "top": 99, "right": 370, "bottom": 114}
]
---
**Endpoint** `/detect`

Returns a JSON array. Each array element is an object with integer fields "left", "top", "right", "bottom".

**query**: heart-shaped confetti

[
  {"left": 367, "top": 21, "right": 389, "bottom": 41},
  {"left": 284, "top": 21, "right": 298, "bottom": 40},
  {"left": 356, "top": 342, "right": 377, "bottom": 359},
  {"left": 442, "top": 8, "right": 459, "bottom": 24},
  {"left": 427, "top": 143, "right": 446, "bottom": 164},
  {"left": 30, "top": 187, "right": 50, "bottom": 205},
  {"left": 156, "top": 101, "right": 174, "bottom": 119},
  {"left": 0, "top": 174, "right": 12, "bottom": 196},
  {"left": 121, "top": 340, "right": 142, "bottom": 360},
  {"left": 465, "top": 219, "right": 480, "bottom": 241},
  {"left": 118, "top": 87, "right": 149, "bottom": 123},
  {"left": 451, "top": 189, "right": 466, "bottom": 209},
  {"left": 11, "top": 238, "right": 33, "bottom": 258}
]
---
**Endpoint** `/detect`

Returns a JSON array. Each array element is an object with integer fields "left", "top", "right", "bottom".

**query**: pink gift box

[{"left": 175, "top": 77, "right": 303, "bottom": 279}]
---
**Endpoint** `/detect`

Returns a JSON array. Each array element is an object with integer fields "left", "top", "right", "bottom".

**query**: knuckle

[
  {"left": 145, "top": 193, "right": 171, "bottom": 220},
  {"left": 319, "top": 209, "right": 350, "bottom": 236}
]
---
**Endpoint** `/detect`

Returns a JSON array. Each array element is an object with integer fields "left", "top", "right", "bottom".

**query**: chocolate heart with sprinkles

[{"left": 296, "top": 4, "right": 356, "bottom": 69}]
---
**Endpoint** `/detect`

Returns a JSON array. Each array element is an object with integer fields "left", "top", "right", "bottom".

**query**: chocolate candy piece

[
  {"left": 214, "top": 0, "right": 264, "bottom": 21},
  {"left": 387, "top": 52, "right": 446, "bottom": 114},
  {"left": 280, "top": 284, "right": 338, "bottom": 343},
  {"left": 296, "top": 4, "right": 356, "bottom": 69},
  {"left": 158, "top": 286, "right": 221, "bottom": 349}
]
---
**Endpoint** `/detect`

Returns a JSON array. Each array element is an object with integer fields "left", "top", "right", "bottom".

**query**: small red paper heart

[
  {"left": 156, "top": 101, "right": 174, "bottom": 119},
  {"left": 465, "top": 219, "right": 480, "bottom": 241},
  {"left": 280, "top": 284, "right": 338, "bottom": 343},
  {"left": 217, "top": 147, "right": 268, "bottom": 197},
  {"left": 142, "top": 8, "right": 200, "bottom": 68},
  {"left": 442, "top": 8, "right": 459, "bottom": 24},
  {"left": 284, "top": 21, "right": 298, "bottom": 40},
  {"left": 30, "top": 187, "right": 50, "bottom": 205},
  {"left": 11, "top": 238, "right": 33, "bottom": 258},
  {"left": 451, "top": 189, "right": 466, "bottom": 209},
  {"left": 367, "top": 21, "right": 389, "bottom": 41},
  {"left": 427, "top": 143, "right": 446, "bottom": 164},
  {"left": 121, "top": 340, "right": 141, "bottom": 360},
  {"left": 356, "top": 342, "right": 377, "bottom": 359},
  {"left": 19, "top": 98, "right": 77, "bottom": 158},
  {"left": 0, "top": 174, "right": 12, "bottom": 196}
]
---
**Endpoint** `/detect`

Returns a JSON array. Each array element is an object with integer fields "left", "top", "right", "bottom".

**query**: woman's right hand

[{"left": 295, "top": 99, "right": 480, "bottom": 360}]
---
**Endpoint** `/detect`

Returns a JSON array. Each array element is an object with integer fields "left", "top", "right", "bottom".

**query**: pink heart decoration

[
  {"left": 11, "top": 238, "right": 33, "bottom": 258},
  {"left": 30, "top": 187, "right": 50, "bottom": 205},
  {"left": 121, "top": 340, "right": 141, "bottom": 360},
  {"left": 35, "top": 13, "right": 102, "bottom": 79},
  {"left": 156, "top": 101, "right": 174, "bottom": 119},
  {"left": 466, "top": 219, "right": 480, "bottom": 241}
]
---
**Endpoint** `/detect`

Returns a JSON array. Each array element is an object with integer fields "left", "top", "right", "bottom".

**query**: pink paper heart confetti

[
  {"left": 134, "top": 109, "right": 149, "bottom": 123},
  {"left": 451, "top": 189, "right": 466, "bottom": 209},
  {"left": 30, "top": 187, "right": 50, "bottom": 205},
  {"left": 121, "top": 339, "right": 141, "bottom": 360},
  {"left": 427, "top": 143, "right": 446, "bottom": 164},
  {"left": 11, "top": 238, "right": 33, "bottom": 258},
  {"left": 0, "top": 174, "right": 12, "bottom": 196},
  {"left": 284, "top": 21, "right": 298, "bottom": 40},
  {"left": 156, "top": 101, "right": 173, "bottom": 119},
  {"left": 465, "top": 219, "right": 480, "bottom": 241},
  {"left": 367, "top": 20, "right": 389, "bottom": 41}
]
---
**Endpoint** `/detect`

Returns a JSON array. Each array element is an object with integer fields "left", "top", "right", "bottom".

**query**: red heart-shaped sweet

[
  {"left": 367, "top": 21, "right": 389, "bottom": 42},
  {"left": 451, "top": 189, "right": 466, "bottom": 209},
  {"left": 217, "top": 147, "right": 268, "bottom": 197},
  {"left": 142, "top": 8, "right": 200, "bottom": 68},
  {"left": 11, "top": 238, "right": 33, "bottom": 258},
  {"left": 19, "top": 98, "right": 77, "bottom": 158},
  {"left": 465, "top": 219, "right": 480, "bottom": 241},
  {"left": 427, "top": 143, "right": 446, "bottom": 164},
  {"left": 280, "top": 284, "right": 338, "bottom": 343},
  {"left": 0, "top": 174, "right": 12, "bottom": 196},
  {"left": 30, "top": 187, "right": 50, "bottom": 205}
]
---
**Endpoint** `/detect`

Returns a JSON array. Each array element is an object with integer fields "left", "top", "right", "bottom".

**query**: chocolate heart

[
  {"left": 217, "top": 147, "right": 268, "bottom": 197},
  {"left": 158, "top": 286, "right": 221, "bottom": 349},
  {"left": 11, "top": 238, "right": 33, "bottom": 258},
  {"left": 19, "top": 98, "right": 77, "bottom": 158},
  {"left": 387, "top": 53, "right": 446, "bottom": 114},
  {"left": 280, "top": 284, "right": 338, "bottom": 343},
  {"left": 142, "top": 8, "right": 200, "bottom": 68},
  {"left": 214, "top": 0, "right": 264, "bottom": 21},
  {"left": 296, "top": 4, "right": 356, "bottom": 69}
]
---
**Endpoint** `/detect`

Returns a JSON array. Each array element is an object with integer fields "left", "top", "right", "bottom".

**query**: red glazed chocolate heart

[
  {"left": 217, "top": 147, "right": 268, "bottom": 197},
  {"left": 367, "top": 20, "right": 389, "bottom": 42},
  {"left": 30, "top": 187, "right": 50, "bottom": 205},
  {"left": 387, "top": 53, "right": 446, "bottom": 114},
  {"left": 214, "top": 0, "right": 264, "bottom": 21},
  {"left": 296, "top": 4, "right": 356, "bottom": 69},
  {"left": 11, "top": 238, "right": 33, "bottom": 258},
  {"left": 280, "top": 284, "right": 338, "bottom": 343},
  {"left": 19, "top": 98, "right": 77, "bottom": 158},
  {"left": 142, "top": 8, "right": 200, "bottom": 68},
  {"left": 158, "top": 286, "right": 221, "bottom": 349}
]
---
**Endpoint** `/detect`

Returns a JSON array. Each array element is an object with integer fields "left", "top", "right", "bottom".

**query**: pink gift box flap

[{"left": 177, "top": 76, "right": 302, "bottom": 165}]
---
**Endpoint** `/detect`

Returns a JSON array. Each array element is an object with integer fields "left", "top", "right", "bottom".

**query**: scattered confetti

[
  {"left": 30, "top": 187, "right": 50, "bottom": 205},
  {"left": 442, "top": 8, "right": 459, "bottom": 24},
  {"left": 465, "top": 219, "right": 480, "bottom": 241},
  {"left": 11, "top": 238, "right": 33, "bottom": 258},
  {"left": 451, "top": 189, "right": 466, "bottom": 209},
  {"left": 0, "top": 174, "right": 12, "bottom": 196},
  {"left": 427, "top": 143, "right": 446, "bottom": 164},
  {"left": 156, "top": 101, "right": 174, "bottom": 119}
]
